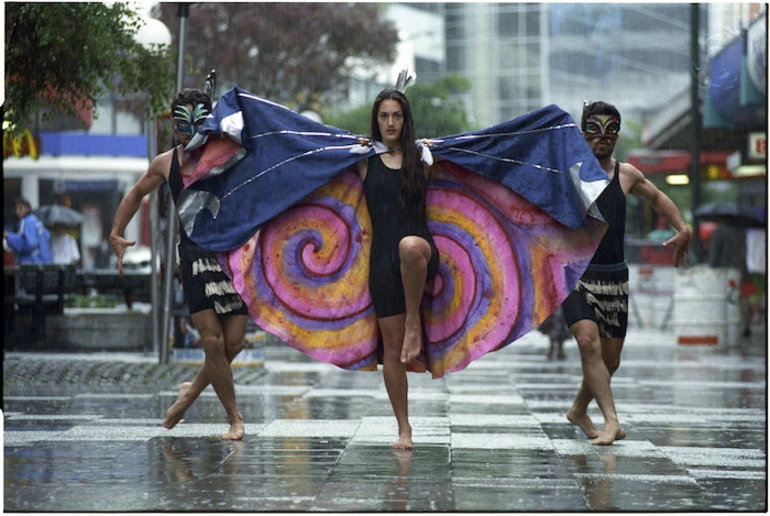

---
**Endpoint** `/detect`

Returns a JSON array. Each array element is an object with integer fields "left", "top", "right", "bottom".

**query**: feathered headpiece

[
  {"left": 395, "top": 69, "right": 415, "bottom": 93},
  {"left": 204, "top": 69, "right": 217, "bottom": 101}
]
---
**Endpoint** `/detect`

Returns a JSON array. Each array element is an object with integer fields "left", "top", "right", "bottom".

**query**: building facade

[{"left": 445, "top": 3, "right": 693, "bottom": 129}]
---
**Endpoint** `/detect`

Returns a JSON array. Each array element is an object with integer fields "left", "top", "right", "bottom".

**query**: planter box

[{"left": 46, "top": 307, "right": 152, "bottom": 351}]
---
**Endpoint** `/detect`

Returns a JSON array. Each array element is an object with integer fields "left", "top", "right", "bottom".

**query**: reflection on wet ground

[{"left": 3, "top": 328, "right": 767, "bottom": 512}]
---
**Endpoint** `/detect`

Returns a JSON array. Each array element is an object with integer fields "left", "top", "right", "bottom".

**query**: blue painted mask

[{"left": 174, "top": 103, "right": 209, "bottom": 138}]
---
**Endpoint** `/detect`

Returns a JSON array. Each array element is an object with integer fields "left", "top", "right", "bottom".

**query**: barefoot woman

[{"left": 356, "top": 89, "right": 439, "bottom": 449}]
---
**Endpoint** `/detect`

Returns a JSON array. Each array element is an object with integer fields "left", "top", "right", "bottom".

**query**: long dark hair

[{"left": 370, "top": 89, "right": 426, "bottom": 217}]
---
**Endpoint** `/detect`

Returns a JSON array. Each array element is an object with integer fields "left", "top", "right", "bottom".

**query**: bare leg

[
  {"left": 398, "top": 236, "right": 432, "bottom": 364},
  {"left": 163, "top": 314, "right": 247, "bottom": 430},
  {"left": 379, "top": 314, "right": 413, "bottom": 450},
  {"left": 568, "top": 320, "right": 624, "bottom": 445},
  {"left": 177, "top": 310, "right": 244, "bottom": 440}
]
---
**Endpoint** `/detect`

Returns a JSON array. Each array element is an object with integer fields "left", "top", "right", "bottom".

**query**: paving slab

[{"left": 3, "top": 327, "right": 767, "bottom": 512}]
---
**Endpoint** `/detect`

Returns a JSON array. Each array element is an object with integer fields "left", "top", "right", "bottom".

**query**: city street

[{"left": 4, "top": 327, "right": 767, "bottom": 512}]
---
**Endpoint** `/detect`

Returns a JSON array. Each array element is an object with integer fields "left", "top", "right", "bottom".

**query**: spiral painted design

[
  {"left": 420, "top": 166, "right": 520, "bottom": 376},
  {"left": 420, "top": 162, "right": 605, "bottom": 376},
  {"left": 221, "top": 169, "right": 380, "bottom": 370},
  {"left": 220, "top": 162, "right": 606, "bottom": 378}
]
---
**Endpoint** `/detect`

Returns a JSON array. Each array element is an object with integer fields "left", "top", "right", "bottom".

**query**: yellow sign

[{"left": 3, "top": 129, "right": 40, "bottom": 159}]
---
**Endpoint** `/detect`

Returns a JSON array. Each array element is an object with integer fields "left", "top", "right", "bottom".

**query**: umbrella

[
  {"left": 692, "top": 202, "right": 765, "bottom": 228},
  {"left": 35, "top": 205, "right": 85, "bottom": 227}
]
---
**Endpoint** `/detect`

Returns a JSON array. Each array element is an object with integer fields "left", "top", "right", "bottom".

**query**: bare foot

[
  {"left": 591, "top": 422, "right": 624, "bottom": 446},
  {"left": 567, "top": 407, "right": 601, "bottom": 439},
  {"left": 163, "top": 382, "right": 194, "bottom": 429},
  {"left": 222, "top": 412, "right": 245, "bottom": 441},
  {"left": 392, "top": 431, "right": 414, "bottom": 450},
  {"left": 401, "top": 321, "right": 421, "bottom": 364}
]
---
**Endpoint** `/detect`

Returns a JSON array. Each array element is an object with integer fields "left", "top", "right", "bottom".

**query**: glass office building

[{"left": 445, "top": 3, "right": 692, "bottom": 127}]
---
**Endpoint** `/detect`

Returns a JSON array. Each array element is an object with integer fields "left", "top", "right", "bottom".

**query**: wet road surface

[{"left": 4, "top": 327, "right": 766, "bottom": 512}]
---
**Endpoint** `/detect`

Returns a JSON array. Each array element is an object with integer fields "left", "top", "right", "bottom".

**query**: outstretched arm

[
  {"left": 625, "top": 163, "right": 691, "bottom": 267},
  {"left": 110, "top": 152, "right": 170, "bottom": 275}
]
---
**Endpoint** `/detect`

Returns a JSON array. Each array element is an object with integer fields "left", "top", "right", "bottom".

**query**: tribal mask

[
  {"left": 583, "top": 114, "right": 620, "bottom": 141},
  {"left": 174, "top": 103, "right": 209, "bottom": 138}
]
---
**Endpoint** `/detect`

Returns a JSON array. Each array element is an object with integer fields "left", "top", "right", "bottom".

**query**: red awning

[{"left": 627, "top": 150, "right": 732, "bottom": 178}]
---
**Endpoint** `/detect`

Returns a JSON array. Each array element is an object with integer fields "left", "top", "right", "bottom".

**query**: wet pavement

[{"left": 3, "top": 326, "right": 767, "bottom": 512}]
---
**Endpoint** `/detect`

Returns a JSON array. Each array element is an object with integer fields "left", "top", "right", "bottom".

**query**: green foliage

[
  {"left": 325, "top": 75, "right": 474, "bottom": 138},
  {"left": 5, "top": 3, "right": 174, "bottom": 130},
  {"left": 613, "top": 118, "right": 643, "bottom": 162},
  {"left": 325, "top": 105, "right": 371, "bottom": 136},
  {"left": 408, "top": 75, "right": 474, "bottom": 139},
  {"left": 69, "top": 294, "right": 118, "bottom": 309}
]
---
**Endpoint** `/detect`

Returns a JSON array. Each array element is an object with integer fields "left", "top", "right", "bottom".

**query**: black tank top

[
  {"left": 591, "top": 161, "right": 625, "bottom": 265},
  {"left": 362, "top": 154, "right": 432, "bottom": 253},
  {"left": 166, "top": 146, "right": 195, "bottom": 247}
]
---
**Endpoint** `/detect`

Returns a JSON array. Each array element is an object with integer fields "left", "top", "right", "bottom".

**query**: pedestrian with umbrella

[
  {"left": 702, "top": 204, "right": 761, "bottom": 338},
  {"left": 35, "top": 204, "right": 85, "bottom": 227},
  {"left": 36, "top": 204, "right": 85, "bottom": 266},
  {"left": 50, "top": 223, "right": 81, "bottom": 266}
]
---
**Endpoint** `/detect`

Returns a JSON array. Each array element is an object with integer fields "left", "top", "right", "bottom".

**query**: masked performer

[
  {"left": 176, "top": 71, "right": 610, "bottom": 448},
  {"left": 111, "top": 82, "right": 249, "bottom": 440}
]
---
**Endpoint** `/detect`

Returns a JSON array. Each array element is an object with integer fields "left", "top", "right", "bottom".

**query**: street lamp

[
  {"left": 133, "top": 11, "right": 172, "bottom": 362},
  {"left": 135, "top": 17, "right": 172, "bottom": 49}
]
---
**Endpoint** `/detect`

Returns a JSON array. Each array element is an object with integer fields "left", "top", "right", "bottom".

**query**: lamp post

[
  {"left": 133, "top": 10, "right": 172, "bottom": 362},
  {"left": 690, "top": 3, "right": 702, "bottom": 263},
  {"left": 159, "top": 3, "right": 190, "bottom": 364}
]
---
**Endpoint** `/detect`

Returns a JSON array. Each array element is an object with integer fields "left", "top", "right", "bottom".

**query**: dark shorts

[
  {"left": 179, "top": 244, "right": 248, "bottom": 317},
  {"left": 562, "top": 263, "right": 629, "bottom": 339},
  {"left": 369, "top": 239, "right": 439, "bottom": 318}
]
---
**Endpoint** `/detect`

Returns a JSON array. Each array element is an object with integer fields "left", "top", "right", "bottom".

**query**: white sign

[{"left": 748, "top": 132, "right": 767, "bottom": 160}]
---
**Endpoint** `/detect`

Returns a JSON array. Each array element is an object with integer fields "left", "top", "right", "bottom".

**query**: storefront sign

[
  {"left": 748, "top": 132, "right": 767, "bottom": 160},
  {"left": 3, "top": 129, "right": 40, "bottom": 159}
]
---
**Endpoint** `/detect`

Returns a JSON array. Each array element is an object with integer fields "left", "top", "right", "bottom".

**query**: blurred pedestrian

[
  {"left": 745, "top": 226, "right": 766, "bottom": 326},
  {"left": 181, "top": 317, "right": 202, "bottom": 348},
  {"left": 110, "top": 88, "right": 249, "bottom": 441},
  {"left": 708, "top": 216, "right": 752, "bottom": 336},
  {"left": 93, "top": 237, "right": 114, "bottom": 269},
  {"left": 50, "top": 223, "right": 81, "bottom": 265},
  {"left": 4, "top": 197, "right": 52, "bottom": 264},
  {"left": 562, "top": 101, "right": 691, "bottom": 445},
  {"left": 538, "top": 307, "right": 570, "bottom": 360},
  {"left": 4, "top": 230, "right": 15, "bottom": 267}
]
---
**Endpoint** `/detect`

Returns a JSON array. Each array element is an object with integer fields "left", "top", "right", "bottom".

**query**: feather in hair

[{"left": 395, "top": 69, "right": 416, "bottom": 93}]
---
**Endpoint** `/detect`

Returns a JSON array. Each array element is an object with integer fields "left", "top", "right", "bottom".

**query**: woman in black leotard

[{"left": 356, "top": 89, "right": 438, "bottom": 450}]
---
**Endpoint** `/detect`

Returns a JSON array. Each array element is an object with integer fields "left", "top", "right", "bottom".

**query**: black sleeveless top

[
  {"left": 362, "top": 153, "right": 439, "bottom": 317},
  {"left": 363, "top": 154, "right": 433, "bottom": 250},
  {"left": 590, "top": 161, "right": 625, "bottom": 265},
  {"left": 166, "top": 147, "right": 196, "bottom": 248}
]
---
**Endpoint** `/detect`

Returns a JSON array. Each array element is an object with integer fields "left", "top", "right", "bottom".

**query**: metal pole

[
  {"left": 690, "top": 3, "right": 702, "bottom": 263},
  {"left": 147, "top": 119, "right": 160, "bottom": 358},
  {"left": 161, "top": 3, "right": 189, "bottom": 364}
]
